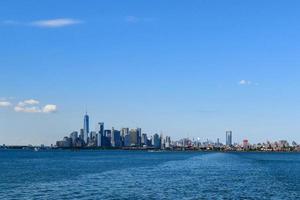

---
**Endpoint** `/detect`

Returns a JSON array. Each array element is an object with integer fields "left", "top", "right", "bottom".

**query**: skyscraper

[
  {"left": 152, "top": 133, "right": 160, "bottom": 149},
  {"left": 97, "top": 122, "right": 104, "bottom": 147},
  {"left": 226, "top": 131, "right": 233, "bottom": 146},
  {"left": 124, "top": 134, "right": 131, "bottom": 147},
  {"left": 89, "top": 131, "right": 97, "bottom": 146},
  {"left": 130, "top": 129, "right": 138, "bottom": 146},
  {"left": 79, "top": 129, "right": 84, "bottom": 141},
  {"left": 137, "top": 128, "right": 142, "bottom": 146},
  {"left": 83, "top": 112, "right": 89, "bottom": 143},
  {"left": 121, "top": 128, "right": 129, "bottom": 137},
  {"left": 69, "top": 131, "right": 78, "bottom": 147},
  {"left": 165, "top": 136, "right": 171, "bottom": 148},
  {"left": 111, "top": 127, "right": 115, "bottom": 147},
  {"left": 121, "top": 128, "right": 129, "bottom": 146},
  {"left": 111, "top": 128, "right": 121, "bottom": 147},
  {"left": 104, "top": 130, "right": 112, "bottom": 146},
  {"left": 160, "top": 133, "right": 164, "bottom": 149},
  {"left": 141, "top": 133, "right": 148, "bottom": 145}
]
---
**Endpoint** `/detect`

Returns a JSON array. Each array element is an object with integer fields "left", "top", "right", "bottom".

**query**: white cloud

[
  {"left": 18, "top": 99, "right": 40, "bottom": 107},
  {"left": 24, "top": 99, "right": 40, "bottom": 105},
  {"left": 30, "top": 18, "right": 83, "bottom": 28},
  {"left": 0, "top": 101, "right": 12, "bottom": 107},
  {"left": 14, "top": 106, "right": 41, "bottom": 113},
  {"left": 42, "top": 104, "right": 57, "bottom": 113},
  {"left": 238, "top": 80, "right": 252, "bottom": 85},
  {"left": 2, "top": 18, "right": 82, "bottom": 28},
  {"left": 14, "top": 99, "right": 57, "bottom": 114}
]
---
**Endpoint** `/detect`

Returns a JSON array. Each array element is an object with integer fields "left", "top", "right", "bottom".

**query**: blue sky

[{"left": 1, "top": 0, "right": 300, "bottom": 145}]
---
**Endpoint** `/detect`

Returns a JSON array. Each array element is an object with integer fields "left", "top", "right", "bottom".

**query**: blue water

[{"left": 0, "top": 150, "right": 299, "bottom": 199}]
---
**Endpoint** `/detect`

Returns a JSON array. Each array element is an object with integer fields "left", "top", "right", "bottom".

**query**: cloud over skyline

[
  {"left": 2, "top": 18, "right": 83, "bottom": 28},
  {"left": 42, "top": 104, "right": 57, "bottom": 113},
  {"left": 0, "top": 101, "right": 12, "bottom": 107},
  {"left": 238, "top": 80, "right": 252, "bottom": 85},
  {"left": 14, "top": 105, "right": 42, "bottom": 113},
  {"left": 30, "top": 18, "right": 83, "bottom": 28},
  {"left": 0, "top": 98, "right": 57, "bottom": 113},
  {"left": 18, "top": 99, "right": 40, "bottom": 107}
]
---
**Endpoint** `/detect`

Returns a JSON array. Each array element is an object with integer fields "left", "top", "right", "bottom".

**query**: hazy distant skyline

[{"left": 1, "top": 0, "right": 300, "bottom": 145}]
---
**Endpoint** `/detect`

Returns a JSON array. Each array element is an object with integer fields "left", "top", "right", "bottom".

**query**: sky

[{"left": 1, "top": 0, "right": 300, "bottom": 145}]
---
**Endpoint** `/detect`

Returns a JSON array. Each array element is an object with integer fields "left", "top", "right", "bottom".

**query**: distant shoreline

[{"left": 1, "top": 146, "right": 299, "bottom": 153}]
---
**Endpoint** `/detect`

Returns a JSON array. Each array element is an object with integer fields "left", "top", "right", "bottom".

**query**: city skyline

[
  {"left": 2, "top": 0, "right": 300, "bottom": 145},
  {"left": 53, "top": 112, "right": 298, "bottom": 152}
]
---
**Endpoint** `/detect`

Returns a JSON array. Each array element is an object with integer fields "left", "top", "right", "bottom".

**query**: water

[{"left": 0, "top": 150, "right": 299, "bottom": 199}]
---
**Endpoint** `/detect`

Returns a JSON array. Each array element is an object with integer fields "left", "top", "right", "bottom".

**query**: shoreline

[{"left": 1, "top": 146, "right": 299, "bottom": 153}]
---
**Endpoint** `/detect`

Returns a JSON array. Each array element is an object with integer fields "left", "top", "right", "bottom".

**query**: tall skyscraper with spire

[
  {"left": 226, "top": 131, "right": 233, "bottom": 146},
  {"left": 84, "top": 112, "right": 89, "bottom": 143}
]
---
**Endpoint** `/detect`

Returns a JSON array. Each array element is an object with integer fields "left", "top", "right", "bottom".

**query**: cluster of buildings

[
  {"left": 55, "top": 113, "right": 300, "bottom": 152},
  {"left": 172, "top": 137, "right": 299, "bottom": 152},
  {"left": 56, "top": 113, "right": 171, "bottom": 149}
]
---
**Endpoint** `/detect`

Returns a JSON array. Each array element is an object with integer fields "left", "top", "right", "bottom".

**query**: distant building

[
  {"left": 226, "top": 131, "right": 233, "bottom": 146},
  {"left": 105, "top": 129, "right": 111, "bottom": 138},
  {"left": 121, "top": 128, "right": 129, "bottom": 138},
  {"left": 70, "top": 131, "right": 78, "bottom": 147},
  {"left": 83, "top": 113, "right": 89, "bottom": 143},
  {"left": 216, "top": 138, "right": 220, "bottom": 147},
  {"left": 243, "top": 139, "right": 249, "bottom": 150},
  {"left": 111, "top": 127, "right": 115, "bottom": 147},
  {"left": 56, "top": 136, "right": 72, "bottom": 148},
  {"left": 111, "top": 128, "right": 121, "bottom": 147},
  {"left": 104, "top": 130, "right": 111, "bottom": 146},
  {"left": 141, "top": 133, "right": 148, "bottom": 146},
  {"left": 79, "top": 129, "right": 84, "bottom": 141},
  {"left": 88, "top": 131, "right": 97, "bottom": 146},
  {"left": 278, "top": 140, "right": 289, "bottom": 149},
  {"left": 124, "top": 134, "right": 131, "bottom": 147},
  {"left": 97, "top": 122, "right": 104, "bottom": 147},
  {"left": 137, "top": 128, "right": 142, "bottom": 146},
  {"left": 165, "top": 136, "right": 171, "bottom": 148},
  {"left": 182, "top": 138, "right": 189, "bottom": 147},
  {"left": 160, "top": 133, "right": 165, "bottom": 149},
  {"left": 130, "top": 129, "right": 139, "bottom": 146},
  {"left": 152, "top": 133, "right": 160, "bottom": 149}
]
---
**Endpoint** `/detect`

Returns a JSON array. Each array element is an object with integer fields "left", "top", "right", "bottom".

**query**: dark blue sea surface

[{"left": 0, "top": 150, "right": 299, "bottom": 199}]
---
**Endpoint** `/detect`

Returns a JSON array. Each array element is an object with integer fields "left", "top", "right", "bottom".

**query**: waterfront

[
  {"left": 53, "top": 113, "right": 300, "bottom": 152},
  {"left": 0, "top": 150, "right": 299, "bottom": 199}
]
